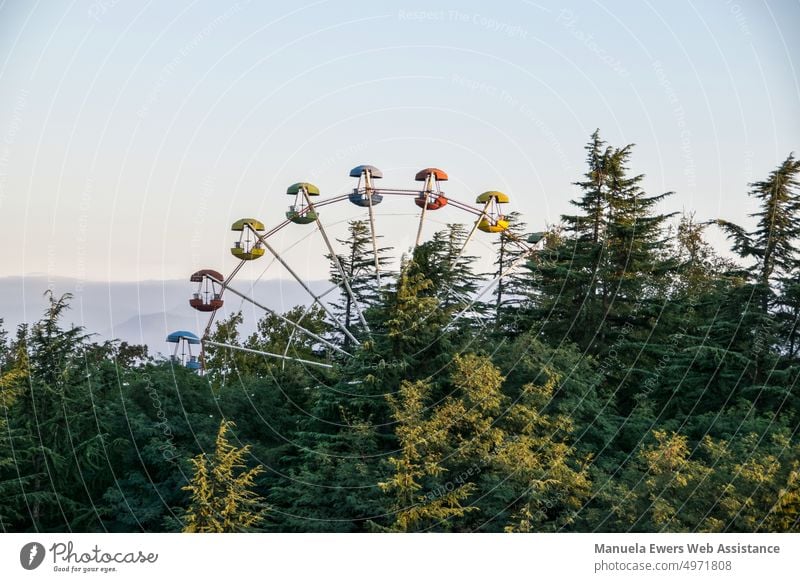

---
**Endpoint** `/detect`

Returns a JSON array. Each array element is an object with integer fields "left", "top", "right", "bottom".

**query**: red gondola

[{"left": 189, "top": 269, "right": 224, "bottom": 312}]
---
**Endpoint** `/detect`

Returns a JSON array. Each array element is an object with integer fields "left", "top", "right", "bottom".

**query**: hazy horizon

[{"left": 0, "top": 274, "right": 332, "bottom": 356}]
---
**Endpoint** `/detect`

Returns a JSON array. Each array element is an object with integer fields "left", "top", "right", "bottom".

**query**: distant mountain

[{"left": 0, "top": 276, "right": 331, "bottom": 356}]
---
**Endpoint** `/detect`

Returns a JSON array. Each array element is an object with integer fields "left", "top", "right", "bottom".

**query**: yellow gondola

[
  {"left": 231, "top": 218, "right": 266, "bottom": 260},
  {"left": 477, "top": 217, "right": 510, "bottom": 233},
  {"left": 475, "top": 191, "right": 510, "bottom": 233}
]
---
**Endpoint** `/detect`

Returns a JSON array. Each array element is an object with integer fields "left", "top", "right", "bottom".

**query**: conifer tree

[
  {"left": 741, "top": 155, "right": 800, "bottom": 357},
  {"left": 719, "top": 154, "right": 800, "bottom": 307},
  {"left": 182, "top": 420, "right": 267, "bottom": 532},
  {"left": 490, "top": 212, "right": 531, "bottom": 333},
  {"left": 0, "top": 292, "right": 118, "bottom": 531},
  {"left": 327, "top": 220, "right": 392, "bottom": 345},
  {"left": 530, "top": 130, "right": 611, "bottom": 346},
  {"left": 413, "top": 224, "right": 482, "bottom": 313},
  {"left": 0, "top": 340, "right": 29, "bottom": 530},
  {"left": 497, "top": 370, "right": 592, "bottom": 532},
  {"left": 379, "top": 379, "right": 476, "bottom": 532}
]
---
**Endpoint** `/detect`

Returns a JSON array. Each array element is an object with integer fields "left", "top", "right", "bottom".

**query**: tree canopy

[{"left": 2, "top": 132, "right": 798, "bottom": 532}]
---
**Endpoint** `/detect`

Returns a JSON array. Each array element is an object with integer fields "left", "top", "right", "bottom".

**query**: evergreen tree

[
  {"left": 413, "top": 224, "right": 483, "bottom": 313},
  {"left": 530, "top": 130, "right": 612, "bottom": 346},
  {"left": 0, "top": 293, "right": 116, "bottom": 531},
  {"left": 182, "top": 420, "right": 267, "bottom": 532},
  {"left": 379, "top": 378, "right": 477, "bottom": 532},
  {"left": 490, "top": 212, "right": 531, "bottom": 334},
  {"left": 496, "top": 370, "right": 592, "bottom": 532},
  {"left": 597, "top": 422, "right": 800, "bottom": 532},
  {"left": 327, "top": 220, "right": 392, "bottom": 346},
  {"left": 719, "top": 154, "right": 800, "bottom": 308}
]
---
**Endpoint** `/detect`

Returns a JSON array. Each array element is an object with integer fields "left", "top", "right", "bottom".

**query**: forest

[{"left": 1, "top": 131, "right": 799, "bottom": 533}]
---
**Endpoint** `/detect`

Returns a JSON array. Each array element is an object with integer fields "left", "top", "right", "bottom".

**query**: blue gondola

[
  {"left": 166, "top": 331, "right": 202, "bottom": 370},
  {"left": 349, "top": 164, "right": 383, "bottom": 179},
  {"left": 166, "top": 331, "right": 200, "bottom": 344},
  {"left": 348, "top": 191, "right": 383, "bottom": 207}
]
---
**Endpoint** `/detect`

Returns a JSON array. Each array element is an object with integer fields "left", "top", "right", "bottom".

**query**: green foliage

[{"left": 1, "top": 132, "right": 798, "bottom": 533}]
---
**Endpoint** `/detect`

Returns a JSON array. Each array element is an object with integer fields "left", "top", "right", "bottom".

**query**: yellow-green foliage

[
  {"left": 381, "top": 355, "right": 591, "bottom": 532},
  {"left": 604, "top": 429, "right": 800, "bottom": 532},
  {"left": 499, "top": 370, "right": 592, "bottom": 532},
  {"left": 0, "top": 344, "right": 29, "bottom": 411},
  {"left": 380, "top": 378, "right": 477, "bottom": 532},
  {"left": 182, "top": 420, "right": 266, "bottom": 533}
]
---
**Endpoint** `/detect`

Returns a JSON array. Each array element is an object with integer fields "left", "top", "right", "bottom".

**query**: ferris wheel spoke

[
  {"left": 215, "top": 280, "right": 351, "bottom": 357},
  {"left": 414, "top": 195, "right": 429, "bottom": 249},
  {"left": 456, "top": 199, "right": 492, "bottom": 258},
  {"left": 444, "top": 250, "right": 534, "bottom": 331},
  {"left": 445, "top": 197, "right": 485, "bottom": 217},
  {"left": 280, "top": 282, "right": 343, "bottom": 368},
  {"left": 448, "top": 288, "right": 491, "bottom": 328},
  {"left": 257, "top": 238, "right": 362, "bottom": 346},
  {"left": 366, "top": 192, "right": 382, "bottom": 289},
  {"left": 203, "top": 340, "right": 334, "bottom": 369},
  {"left": 302, "top": 189, "right": 372, "bottom": 335}
]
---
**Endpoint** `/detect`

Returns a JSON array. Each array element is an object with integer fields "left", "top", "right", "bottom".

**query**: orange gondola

[{"left": 414, "top": 167, "right": 449, "bottom": 210}]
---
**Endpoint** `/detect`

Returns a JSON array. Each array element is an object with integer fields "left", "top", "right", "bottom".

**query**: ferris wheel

[{"left": 177, "top": 164, "right": 538, "bottom": 372}]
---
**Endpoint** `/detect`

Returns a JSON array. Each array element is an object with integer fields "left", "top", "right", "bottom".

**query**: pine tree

[
  {"left": 529, "top": 131, "right": 676, "bottom": 352},
  {"left": 490, "top": 212, "right": 531, "bottom": 333},
  {"left": 378, "top": 354, "right": 504, "bottom": 532},
  {"left": 530, "top": 130, "right": 611, "bottom": 346},
  {"left": 413, "top": 224, "right": 483, "bottom": 313},
  {"left": 598, "top": 421, "right": 800, "bottom": 532},
  {"left": 182, "top": 419, "right": 267, "bottom": 532},
  {"left": 327, "top": 220, "right": 392, "bottom": 346},
  {"left": 0, "top": 340, "right": 29, "bottom": 530},
  {"left": 688, "top": 154, "right": 800, "bottom": 410},
  {"left": 719, "top": 154, "right": 800, "bottom": 308},
  {"left": 379, "top": 353, "right": 593, "bottom": 532},
  {"left": 0, "top": 292, "right": 118, "bottom": 531},
  {"left": 527, "top": 132, "right": 677, "bottom": 414},
  {"left": 497, "top": 371, "right": 592, "bottom": 532}
]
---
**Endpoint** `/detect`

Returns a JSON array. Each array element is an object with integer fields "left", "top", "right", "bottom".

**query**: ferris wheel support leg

[
  {"left": 366, "top": 191, "right": 382, "bottom": 289},
  {"left": 258, "top": 239, "right": 361, "bottom": 346},
  {"left": 302, "top": 191, "right": 372, "bottom": 334}
]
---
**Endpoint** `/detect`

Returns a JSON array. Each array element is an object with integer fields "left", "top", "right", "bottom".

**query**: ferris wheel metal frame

[{"left": 184, "top": 164, "right": 540, "bottom": 372}]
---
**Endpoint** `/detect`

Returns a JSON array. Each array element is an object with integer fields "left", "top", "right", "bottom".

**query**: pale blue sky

[{"left": 0, "top": 0, "right": 798, "bottom": 282}]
